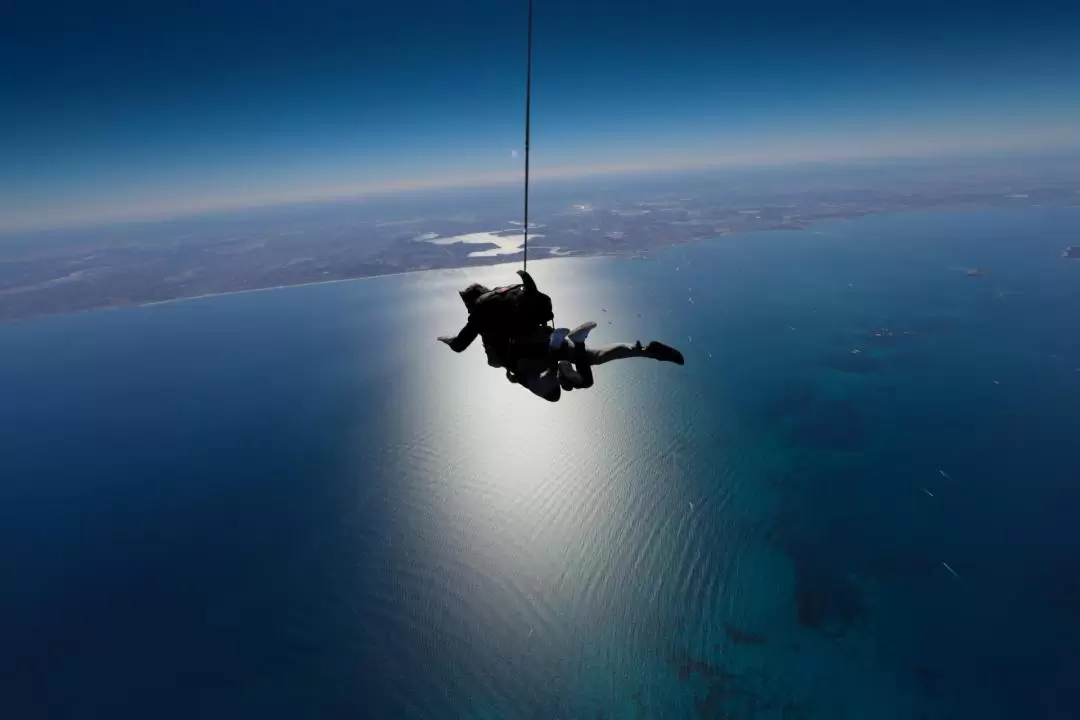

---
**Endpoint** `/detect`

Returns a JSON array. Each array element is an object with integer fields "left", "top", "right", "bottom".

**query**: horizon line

[{"left": 5, "top": 143, "right": 1078, "bottom": 236}]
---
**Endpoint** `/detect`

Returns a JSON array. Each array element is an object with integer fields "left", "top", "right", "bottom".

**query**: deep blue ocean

[{"left": 3, "top": 207, "right": 1080, "bottom": 719}]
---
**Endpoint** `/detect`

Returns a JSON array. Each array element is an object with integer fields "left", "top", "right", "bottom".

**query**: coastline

[
  {"left": 0, "top": 252, "right": 600, "bottom": 326},
  {"left": 0, "top": 251, "right": 622, "bottom": 326},
  {"left": 3, "top": 203, "right": 1077, "bottom": 326}
]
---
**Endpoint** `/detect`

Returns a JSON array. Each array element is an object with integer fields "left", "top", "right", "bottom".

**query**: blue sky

[{"left": 3, "top": 0, "right": 1079, "bottom": 230}]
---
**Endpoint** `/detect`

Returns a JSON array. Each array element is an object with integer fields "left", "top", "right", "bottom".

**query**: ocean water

[{"left": 2, "top": 206, "right": 1080, "bottom": 719}]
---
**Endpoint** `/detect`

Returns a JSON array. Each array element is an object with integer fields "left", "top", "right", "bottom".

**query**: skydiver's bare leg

[
  {"left": 544, "top": 335, "right": 685, "bottom": 391},
  {"left": 556, "top": 338, "right": 685, "bottom": 374},
  {"left": 582, "top": 340, "right": 685, "bottom": 366},
  {"left": 554, "top": 342, "right": 639, "bottom": 390},
  {"left": 581, "top": 342, "right": 642, "bottom": 364}
]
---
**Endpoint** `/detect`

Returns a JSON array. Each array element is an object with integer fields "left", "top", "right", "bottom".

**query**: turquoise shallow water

[{"left": 2, "top": 207, "right": 1079, "bottom": 718}]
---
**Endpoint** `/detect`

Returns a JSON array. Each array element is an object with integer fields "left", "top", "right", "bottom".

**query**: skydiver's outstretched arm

[{"left": 437, "top": 319, "right": 479, "bottom": 353}]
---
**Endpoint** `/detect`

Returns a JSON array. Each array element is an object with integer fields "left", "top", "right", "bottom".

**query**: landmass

[
  {"left": 1065, "top": 246, "right": 1080, "bottom": 259},
  {"left": 2, "top": 154, "right": 1079, "bottom": 323}
]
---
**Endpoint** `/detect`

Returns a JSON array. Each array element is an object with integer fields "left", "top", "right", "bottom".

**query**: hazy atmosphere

[{"left": 4, "top": 0, "right": 1079, "bottom": 230}]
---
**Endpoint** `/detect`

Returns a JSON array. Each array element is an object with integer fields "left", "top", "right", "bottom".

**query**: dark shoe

[{"left": 645, "top": 341, "right": 685, "bottom": 365}]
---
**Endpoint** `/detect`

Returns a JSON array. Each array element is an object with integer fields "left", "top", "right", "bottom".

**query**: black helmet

[{"left": 458, "top": 283, "right": 490, "bottom": 311}]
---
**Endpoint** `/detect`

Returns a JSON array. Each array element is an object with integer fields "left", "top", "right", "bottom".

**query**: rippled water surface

[{"left": 3, "top": 207, "right": 1080, "bottom": 719}]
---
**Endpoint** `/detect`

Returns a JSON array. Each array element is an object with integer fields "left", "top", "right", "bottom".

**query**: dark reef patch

[
  {"left": 825, "top": 350, "right": 883, "bottom": 374},
  {"left": 789, "top": 399, "right": 867, "bottom": 451},
  {"left": 763, "top": 382, "right": 818, "bottom": 422},
  {"left": 723, "top": 623, "right": 768, "bottom": 646},
  {"left": 667, "top": 648, "right": 812, "bottom": 719},
  {"left": 793, "top": 565, "right": 867, "bottom": 633}
]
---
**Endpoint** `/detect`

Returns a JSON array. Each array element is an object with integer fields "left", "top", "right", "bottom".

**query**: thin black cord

[{"left": 522, "top": 0, "right": 533, "bottom": 273}]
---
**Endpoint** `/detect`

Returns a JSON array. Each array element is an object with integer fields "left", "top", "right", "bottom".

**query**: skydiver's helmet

[{"left": 458, "top": 283, "right": 490, "bottom": 312}]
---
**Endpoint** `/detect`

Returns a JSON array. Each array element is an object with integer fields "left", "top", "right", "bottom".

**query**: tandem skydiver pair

[{"left": 438, "top": 269, "right": 685, "bottom": 402}]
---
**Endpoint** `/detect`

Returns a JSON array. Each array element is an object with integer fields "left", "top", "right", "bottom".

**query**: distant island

[{"left": 2, "top": 157, "right": 1079, "bottom": 323}]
